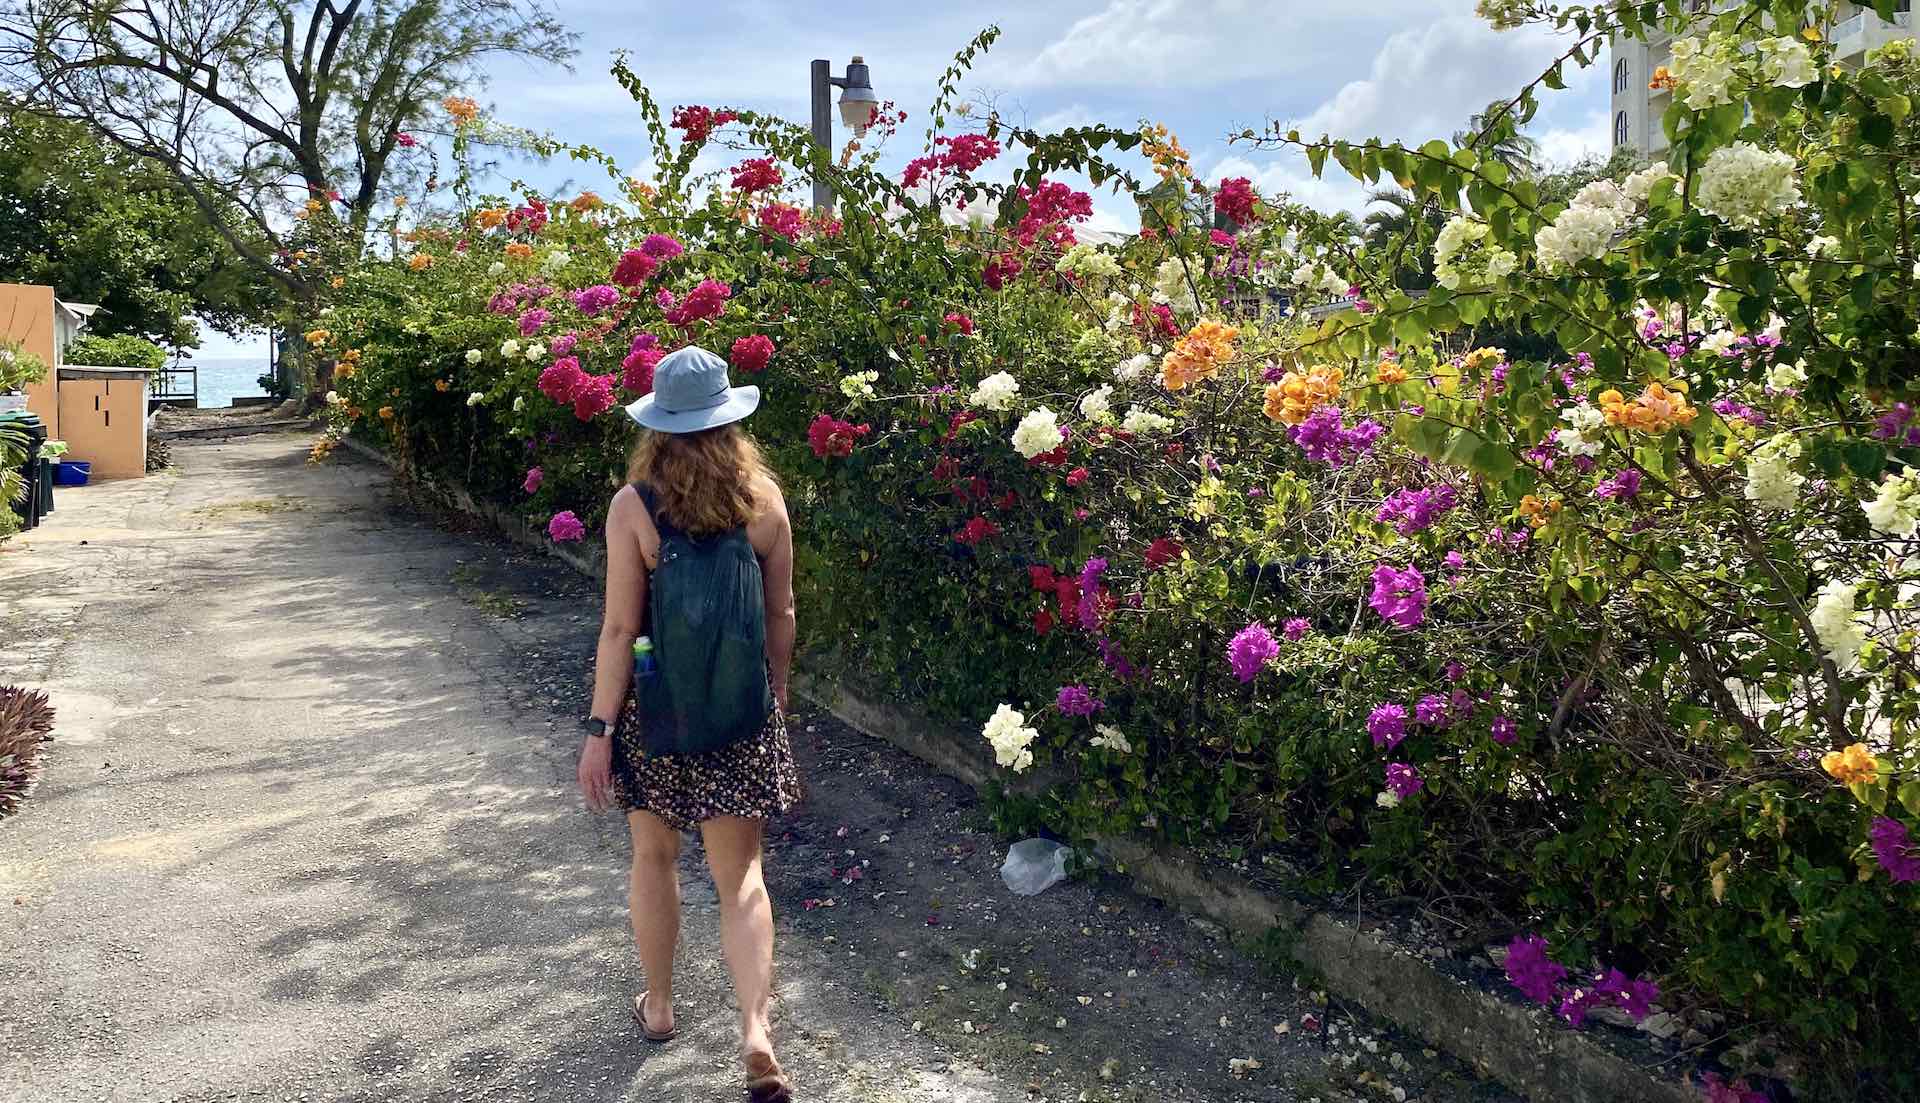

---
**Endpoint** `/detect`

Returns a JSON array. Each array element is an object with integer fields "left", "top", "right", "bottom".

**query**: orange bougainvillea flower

[
  {"left": 1600, "top": 381, "right": 1696, "bottom": 434},
  {"left": 377, "top": 406, "right": 395, "bottom": 420},
  {"left": 442, "top": 95, "right": 479, "bottom": 123},
  {"left": 504, "top": 242, "right": 533, "bottom": 260},
  {"left": 1375, "top": 361, "right": 1409, "bottom": 385},
  {"left": 434, "top": 379, "right": 451, "bottom": 393},
  {"left": 409, "top": 253, "right": 434, "bottom": 271},
  {"left": 475, "top": 207, "right": 508, "bottom": 229},
  {"left": 333, "top": 363, "right": 356, "bottom": 380},
  {"left": 1821, "top": 743, "right": 1880, "bottom": 784},
  {"left": 304, "top": 328, "right": 331, "bottom": 347},
  {"left": 1518, "top": 494, "right": 1562, "bottom": 529},
  {"left": 570, "top": 192, "right": 602, "bottom": 212},
  {"left": 329, "top": 276, "right": 345, "bottom": 289},
  {"left": 1263, "top": 363, "right": 1343, "bottom": 425},
  {"left": 1649, "top": 66, "right": 1676, "bottom": 91},
  {"left": 1161, "top": 320, "right": 1239, "bottom": 391}
]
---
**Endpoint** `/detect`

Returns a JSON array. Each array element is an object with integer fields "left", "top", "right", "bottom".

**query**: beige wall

[
  {"left": 57, "top": 373, "right": 147, "bottom": 480},
  {"left": 0, "top": 282, "right": 59, "bottom": 440}
]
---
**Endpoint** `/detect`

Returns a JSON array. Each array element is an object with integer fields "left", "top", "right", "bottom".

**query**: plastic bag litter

[{"left": 1000, "top": 838, "right": 1074, "bottom": 896}]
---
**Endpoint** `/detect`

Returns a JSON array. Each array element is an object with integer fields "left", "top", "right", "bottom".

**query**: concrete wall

[
  {"left": 56, "top": 371, "right": 147, "bottom": 480},
  {"left": 0, "top": 283, "right": 60, "bottom": 440}
]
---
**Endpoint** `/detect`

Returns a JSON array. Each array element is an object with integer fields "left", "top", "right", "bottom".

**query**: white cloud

[{"left": 1534, "top": 109, "right": 1613, "bottom": 168}]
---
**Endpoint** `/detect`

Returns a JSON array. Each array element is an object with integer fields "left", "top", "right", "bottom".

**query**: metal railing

[{"left": 150, "top": 362, "right": 198, "bottom": 404}]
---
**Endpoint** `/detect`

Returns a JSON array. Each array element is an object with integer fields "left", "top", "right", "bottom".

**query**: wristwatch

[{"left": 583, "top": 716, "right": 614, "bottom": 739}]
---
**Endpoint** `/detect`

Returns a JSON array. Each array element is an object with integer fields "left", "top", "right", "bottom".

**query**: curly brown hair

[{"left": 627, "top": 424, "right": 775, "bottom": 536}]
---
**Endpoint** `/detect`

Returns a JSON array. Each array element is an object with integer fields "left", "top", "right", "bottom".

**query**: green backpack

[{"left": 631, "top": 483, "right": 773, "bottom": 756}]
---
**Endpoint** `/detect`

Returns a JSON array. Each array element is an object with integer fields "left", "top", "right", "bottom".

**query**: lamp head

[{"left": 838, "top": 55, "right": 878, "bottom": 133}]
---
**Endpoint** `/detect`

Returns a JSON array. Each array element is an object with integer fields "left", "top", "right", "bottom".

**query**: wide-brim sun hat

[{"left": 624, "top": 344, "right": 760, "bottom": 434}]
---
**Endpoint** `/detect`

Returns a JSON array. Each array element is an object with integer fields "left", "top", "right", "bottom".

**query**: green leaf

[
  {"left": 1899, "top": 781, "right": 1920, "bottom": 817},
  {"left": 1842, "top": 440, "right": 1887, "bottom": 479},
  {"left": 1470, "top": 438, "right": 1517, "bottom": 481}
]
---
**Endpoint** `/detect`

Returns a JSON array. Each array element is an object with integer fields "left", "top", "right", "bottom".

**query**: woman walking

[{"left": 577, "top": 345, "right": 801, "bottom": 1102}]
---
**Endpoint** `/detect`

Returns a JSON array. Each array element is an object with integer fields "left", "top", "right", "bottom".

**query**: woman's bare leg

[
  {"left": 627, "top": 810, "right": 682, "bottom": 1030},
  {"left": 699, "top": 815, "right": 776, "bottom": 1064}
]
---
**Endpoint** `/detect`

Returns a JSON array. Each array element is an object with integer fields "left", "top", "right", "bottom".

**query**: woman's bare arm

[
  {"left": 758, "top": 488, "right": 797, "bottom": 711},
  {"left": 581, "top": 488, "right": 648, "bottom": 809}
]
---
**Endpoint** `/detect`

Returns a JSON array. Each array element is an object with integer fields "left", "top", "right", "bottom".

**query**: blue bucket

[{"left": 54, "top": 461, "right": 91, "bottom": 486}]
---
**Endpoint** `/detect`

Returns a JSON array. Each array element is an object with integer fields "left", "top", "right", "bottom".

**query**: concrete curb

[
  {"left": 154, "top": 418, "right": 317, "bottom": 441},
  {"left": 333, "top": 435, "right": 1697, "bottom": 1103}
]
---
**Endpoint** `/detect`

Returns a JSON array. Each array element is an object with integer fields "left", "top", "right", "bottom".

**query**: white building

[{"left": 1610, "top": 1, "right": 1914, "bottom": 157}]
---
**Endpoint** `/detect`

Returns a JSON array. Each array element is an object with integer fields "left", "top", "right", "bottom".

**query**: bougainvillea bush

[{"left": 319, "top": 6, "right": 1920, "bottom": 1094}]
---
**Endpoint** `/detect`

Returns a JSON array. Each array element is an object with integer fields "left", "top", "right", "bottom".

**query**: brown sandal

[
  {"left": 632, "top": 991, "right": 677, "bottom": 1043},
  {"left": 744, "top": 1052, "right": 793, "bottom": 1102}
]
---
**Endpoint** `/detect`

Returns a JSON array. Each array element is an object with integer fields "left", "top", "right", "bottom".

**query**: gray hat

[{"left": 623, "top": 345, "right": 761, "bottom": 434}]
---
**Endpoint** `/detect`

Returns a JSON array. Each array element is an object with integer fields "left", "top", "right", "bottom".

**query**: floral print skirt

[{"left": 611, "top": 691, "right": 803, "bottom": 831}]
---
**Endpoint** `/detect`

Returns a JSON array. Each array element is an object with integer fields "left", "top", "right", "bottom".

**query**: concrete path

[{"left": 0, "top": 433, "right": 1510, "bottom": 1103}]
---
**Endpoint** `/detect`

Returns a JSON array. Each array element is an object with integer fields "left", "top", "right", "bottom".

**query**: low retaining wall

[{"left": 334, "top": 433, "right": 1696, "bottom": 1103}]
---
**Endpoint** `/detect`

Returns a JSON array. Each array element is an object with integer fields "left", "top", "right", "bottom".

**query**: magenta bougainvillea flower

[
  {"left": 1056, "top": 684, "right": 1104, "bottom": 717},
  {"left": 1367, "top": 703, "right": 1408, "bottom": 749},
  {"left": 1290, "top": 405, "right": 1383, "bottom": 468},
  {"left": 1490, "top": 715, "right": 1517, "bottom": 745},
  {"left": 641, "top": 233, "right": 685, "bottom": 259},
  {"left": 571, "top": 373, "right": 614, "bottom": 421},
  {"left": 1594, "top": 468, "right": 1642, "bottom": 501},
  {"left": 570, "top": 284, "right": 621, "bottom": 316},
  {"left": 1415, "top": 693, "right": 1451, "bottom": 727},
  {"left": 537, "top": 356, "right": 587, "bottom": 403},
  {"left": 522, "top": 467, "right": 542, "bottom": 494},
  {"left": 664, "top": 278, "right": 731, "bottom": 326},
  {"left": 1282, "top": 617, "right": 1310, "bottom": 642},
  {"left": 518, "top": 307, "right": 551, "bottom": 336},
  {"left": 550, "top": 333, "right": 579, "bottom": 359},
  {"left": 1503, "top": 934, "right": 1567, "bottom": 1005},
  {"left": 808, "top": 413, "right": 870, "bottom": 459},
  {"left": 1385, "top": 762, "right": 1423, "bottom": 799},
  {"left": 547, "top": 510, "right": 586, "bottom": 542},
  {"left": 1227, "top": 621, "right": 1279, "bottom": 683},
  {"left": 1870, "top": 816, "right": 1920, "bottom": 883},
  {"left": 1368, "top": 564, "right": 1429, "bottom": 629},
  {"left": 1375, "top": 484, "right": 1458, "bottom": 536},
  {"left": 1215, "top": 176, "right": 1258, "bottom": 226}
]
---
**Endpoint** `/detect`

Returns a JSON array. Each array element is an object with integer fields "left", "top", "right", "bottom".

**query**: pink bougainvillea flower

[
  {"left": 641, "top": 233, "right": 685, "bottom": 259},
  {"left": 522, "top": 467, "right": 543, "bottom": 494},
  {"left": 621, "top": 333, "right": 663, "bottom": 394},
  {"left": 943, "top": 311, "right": 975, "bottom": 335},
  {"left": 731, "top": 334, "right": 775, "bottom": 374},
  {"left": 669, "top": 105, "right": 737, "bottom": 144},
  {"left": 1227, "top": 621, "right": 1279, "bottom": 683},
  {"left": 664, "top": 278, "right": 732, "bottom": 326},
  {"left": 394, "top": 132, "right": 419, "bottom": 148},
  {"left": 547, "top": 510, "right": 586, "bottom": 542},
  {"left": 571, "top": 372, "right": 615, "bottom": 421},
  {"left": 1065, "top": 466, "right": 1089, "bottom": 487},
  {"left": 1215, "top": 176, "right": 1258, "bottom": 226},
  {"left": 518, "top": 307, "right": 551, "bottom": 337},
  {"left": 550, "top": 333, "right": 579, "bottom": 359},
  {"left": 537, "top": 356, "right": 588, "bottom": 403},
  {"left": 756, "top": 203, "right": 805, "bottom": 241},
  {"left": 730, "top": 157, "right": 783, "bottom": 194}
]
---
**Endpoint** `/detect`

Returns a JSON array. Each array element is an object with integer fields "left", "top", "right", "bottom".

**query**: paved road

[{"left": 0, "top": 433, "right": 1509, "bottom": 1103}]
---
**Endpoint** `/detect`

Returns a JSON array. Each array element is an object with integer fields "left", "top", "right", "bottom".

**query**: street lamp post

[{"left": 809, "top": 55, "right": 878, "bottom": 212}]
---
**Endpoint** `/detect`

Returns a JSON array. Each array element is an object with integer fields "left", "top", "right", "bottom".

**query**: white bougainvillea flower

[{"left": 970, "top": 371, "right": 1020, "bottom": 412}]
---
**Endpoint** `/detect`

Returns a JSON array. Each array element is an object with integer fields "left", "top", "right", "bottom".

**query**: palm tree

[
  {"left": 1362, "top": 187, "right": 1441, "bottom": 290},
  {"left": 1453, "top": 99, "right": 1542, "bottom": 178}
]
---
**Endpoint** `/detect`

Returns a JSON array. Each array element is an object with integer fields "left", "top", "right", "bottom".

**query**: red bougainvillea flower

[
  {"left": 1215, "top": 176, "right": 1258, "bottom": 226},
  {"left": 1032, "top": 608, "right": 1055, "bottom": 635},
  {"left": 670, "top": 105, "right": 738, "bottom": 144},
  {"left": 571, "top": 372, "right": 615, "bottom": 421},
  {"left": 1065, "top": 467, "right": 1089, "bottom": 487},
  {"left": 731, "top": 157, "right": 783, "bottom": 194},
  {"left": 901, "top": 133, "right": 1002, "bottom": 189},
  {"left": 612, "top": 249, "right": 658, "bottom": 287},
  {"left": 548, "top": 510, "right": 586, "bottom": 542},
  {"left": 808, "top": 413, "right": 870, "bottom": 458},
  {"left": 506, "top": 198, "right": 548, "bottom": 234},
  {"left": 394, "top": 132, "right": 418, "bottom": 148},
  {"left": 954, "top": 516, "right": 1001, "bottom": 545},
  {"left": 757, "top": 204, "right": 805, "bottom": 241},
  {"left": 1144, "top": 537, "right": 1184, "bottom": 570},
  {"left": 943, "top": 312, "right": 975, "bottom": 335},
  {"left": 731, "top": 334, "right": 775, "bottom": 374},
  {"left": 664, "top": 279, "right": 732, "bottom": 326},
  {"left": 1029, "top": 565, "right": 1058, "bottom": 592}
]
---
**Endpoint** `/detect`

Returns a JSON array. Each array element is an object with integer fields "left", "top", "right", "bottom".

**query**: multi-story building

[{"left": 1610, "top": 1, "right": 1915, "bottom": 157}]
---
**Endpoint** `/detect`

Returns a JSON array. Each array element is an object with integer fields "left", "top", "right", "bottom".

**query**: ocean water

[{"left": 171, "top": 357, "right": 271, "bottom": 410}]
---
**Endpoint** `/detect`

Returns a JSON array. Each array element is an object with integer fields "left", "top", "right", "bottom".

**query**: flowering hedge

[{"left": 319, "top": 8, "right": 1920, "bottom": 1094}]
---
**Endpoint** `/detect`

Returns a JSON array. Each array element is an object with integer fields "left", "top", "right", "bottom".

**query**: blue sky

[{"left": 195, "top": 0, "right": 1612, "bottom": 358}]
